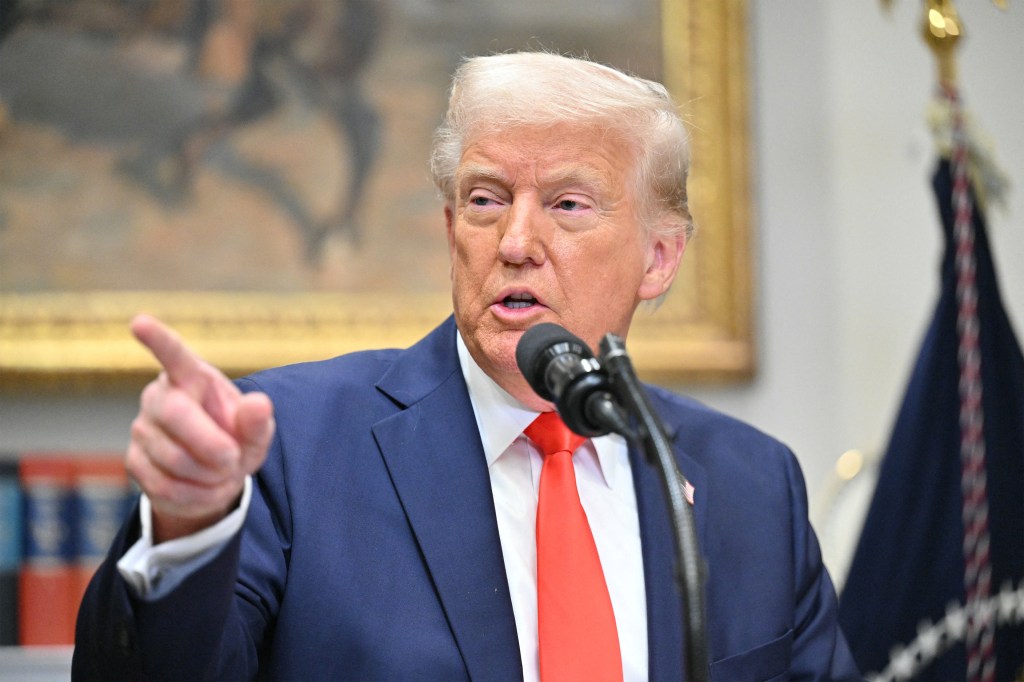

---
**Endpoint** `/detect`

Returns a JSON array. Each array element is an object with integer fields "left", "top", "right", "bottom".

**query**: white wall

[
  {"left": 683, "top": 1, "right": 1024, "bottom": 581},
  {"left": 690, "top": 0, "right": 1024, "bottom": 487},
  {"left": 2, "top": 0, "right": 1022, "bottom": 577}
]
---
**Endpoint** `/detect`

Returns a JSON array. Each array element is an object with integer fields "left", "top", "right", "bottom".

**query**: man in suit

[{"left": 74, "top": 52, "right": 859, "bottom": 680}]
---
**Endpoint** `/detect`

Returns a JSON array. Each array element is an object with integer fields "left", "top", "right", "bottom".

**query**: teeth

[{"left": 503, "top": 293, "right": 536, "bottom": 309}]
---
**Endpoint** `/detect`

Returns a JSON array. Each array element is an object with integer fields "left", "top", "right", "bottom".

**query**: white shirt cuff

[{"left": 116, "top": 476, "right": 252, "bottom": 600}]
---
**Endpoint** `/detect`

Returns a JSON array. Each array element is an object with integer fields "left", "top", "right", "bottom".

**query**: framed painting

[{"left": 0, "top": 0, "right": 752, "bottom": 388}]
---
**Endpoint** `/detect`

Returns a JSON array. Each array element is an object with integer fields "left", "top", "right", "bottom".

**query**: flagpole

[{"left": 922, "top": 4, "right": 996, "bottom": 681}]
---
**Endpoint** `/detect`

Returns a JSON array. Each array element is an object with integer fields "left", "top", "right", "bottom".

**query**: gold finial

[{"left": 922, "top": 0, "right": 963, "bottom": 85}]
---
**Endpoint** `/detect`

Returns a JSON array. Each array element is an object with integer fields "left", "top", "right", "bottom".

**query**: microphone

[{"left": 515, "top": 323, "right": 630, "bottom": 438}]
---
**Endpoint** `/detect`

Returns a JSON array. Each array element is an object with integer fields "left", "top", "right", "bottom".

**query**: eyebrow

[
  {"left": 455, "top": 164, "right": 511, "bottom": 192},
  {"left": 455, "top": 163, "right": 612, "bottom": 196}
]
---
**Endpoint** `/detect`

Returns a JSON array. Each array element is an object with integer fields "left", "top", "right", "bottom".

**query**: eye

[
  {"left": 466, "top": 189, "right": 503, "bottom": 208},
  {"left": 554, "top": 197, "right": 591, "bottom": 212}
]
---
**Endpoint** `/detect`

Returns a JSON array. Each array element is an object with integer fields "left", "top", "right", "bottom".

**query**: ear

[
  {"left": 444, "top": 204, "right": 459, "bottom": 282},
  {"left": 444, "top": 204, "right": 456, "bottom": 257},
  {"left": 637, "top": 231, "right": 686, "bottom": 302}
]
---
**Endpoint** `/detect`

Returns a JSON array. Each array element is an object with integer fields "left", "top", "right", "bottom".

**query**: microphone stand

[{"left": 599, "top": 333, "right": 709, "bottom": 682}]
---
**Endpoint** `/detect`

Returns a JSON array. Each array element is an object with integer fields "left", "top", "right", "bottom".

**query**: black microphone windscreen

[{"left": 515, "top": 323, "right": 592, "bottom": 400}]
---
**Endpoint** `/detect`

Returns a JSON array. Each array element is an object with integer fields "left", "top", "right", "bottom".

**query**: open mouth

[{"left": 502, "top": 293, "right": 538, "bottom": 309}]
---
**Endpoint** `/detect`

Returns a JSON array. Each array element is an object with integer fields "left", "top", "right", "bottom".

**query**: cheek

[
  {"left": 454, "top": 228, "right": 496, "bottom": 273},
  {"left": 571, "top": 235, "right": 644, "bottom": 284},
  {"left": 449, "top": 231, "right": 493, "bottom": 297},
  {"left": 572, "top": 250, "right": 646, "bottom": 317},
  {"left": 450, "top": 240, "right": 473, "bottom": 282}
]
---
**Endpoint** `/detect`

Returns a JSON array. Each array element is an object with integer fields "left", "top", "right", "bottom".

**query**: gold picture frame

[{"left": 0, "top": 0, "right": 752, "bottom": 388}]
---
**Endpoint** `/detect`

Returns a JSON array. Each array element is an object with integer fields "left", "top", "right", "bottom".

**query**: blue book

[
  {"left": 0, "top": 459, "right": 21, "bottom": 645},
  {"left": 72, "top": 455, "right": 131, "bottom": 602},
  {"left": 19, "top": 454, "right": 76, "bottom": 645}
]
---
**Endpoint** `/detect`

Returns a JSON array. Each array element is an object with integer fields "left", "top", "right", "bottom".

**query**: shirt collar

[{"left": 456, "top": 331, "right": 623, "bottom": 488}]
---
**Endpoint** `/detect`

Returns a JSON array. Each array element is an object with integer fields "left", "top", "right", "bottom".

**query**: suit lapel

[
  {"left": 370, "top": 319, "right": 713, "bottom": 681},
  {"left": 631, "top": 412, "right": 709, "bottom": 680},
  {"left": 372, "top": 318, "right": 522, "bottom": 681}
]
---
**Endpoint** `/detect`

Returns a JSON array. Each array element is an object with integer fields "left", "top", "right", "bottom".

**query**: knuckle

[
  {"left": 124, "top": 444, "right": 145, "bottom": 481},
  {"left": 154, "top": 442, "right": 185, "bottom": 474},
  {"left": 159, "top": 390, "right": 192, "bottom": 424},
  {"left": 191, "top": 438, "right": 233, "bottom": 472},
  {"left": 129, "top": 415, "right": 151, "bottom": 443},
  {"left": 139, "top": 380, "right": 162, "bottom": 413},
  {"left": 164, "top": 444, "right": 210, "bottom": 481},
  {"left": 130, "top": 467, "right": 159, "bottom": 502}
]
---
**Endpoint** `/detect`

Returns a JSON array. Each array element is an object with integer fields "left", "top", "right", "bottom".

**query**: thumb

[{"left": 235, "top": 392, "right": 275, "bottom": 475}]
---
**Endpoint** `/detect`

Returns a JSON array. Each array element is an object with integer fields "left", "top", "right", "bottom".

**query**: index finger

[{"left": 131, "top": 314, "right": 206, "bottom": 387}]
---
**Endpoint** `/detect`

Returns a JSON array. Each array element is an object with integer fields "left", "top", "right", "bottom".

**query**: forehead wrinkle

[{"left": 537, "top": 164, "right": 613, "bottom": 196}]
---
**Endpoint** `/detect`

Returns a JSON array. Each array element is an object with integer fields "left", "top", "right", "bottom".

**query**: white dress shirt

[
  {"left": 457, "top": 335, "right": 648, "bottom": 682},
  {"left": 119, "top": 331, "right": 648, "bottom": 681}
]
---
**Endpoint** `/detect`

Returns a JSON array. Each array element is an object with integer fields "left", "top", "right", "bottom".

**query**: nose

[{"left": 497, "top": 201, "right": 546, "bottom": 266}]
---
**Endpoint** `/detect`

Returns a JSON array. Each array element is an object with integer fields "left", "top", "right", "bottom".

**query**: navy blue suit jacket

[{"left": 74, "top": 317, "right": 858, "bottom": 680}]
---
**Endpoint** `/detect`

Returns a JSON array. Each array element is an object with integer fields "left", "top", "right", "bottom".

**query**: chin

[
  {"left": 470, "top": 332, "right": 518, "bottom": 377},
  {"left": 490, "top": 339, "right": 523, "bottom": 377}
]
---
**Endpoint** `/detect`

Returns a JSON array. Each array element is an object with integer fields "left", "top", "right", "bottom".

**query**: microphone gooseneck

[
  {"left": 514, "top": 323, "right": 708, "bottom": 682},
  {"left": 600, "top": 333, "right": 708, "bottom": 682}
]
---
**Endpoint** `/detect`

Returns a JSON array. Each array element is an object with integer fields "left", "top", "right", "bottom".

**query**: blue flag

[{"left": 838, "top": 158, "right": 1024, "bottom": 679}]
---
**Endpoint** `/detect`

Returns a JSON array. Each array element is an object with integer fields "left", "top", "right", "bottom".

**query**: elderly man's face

[{"left": 446, "top": 122, "right": 684, "bottom": 409}]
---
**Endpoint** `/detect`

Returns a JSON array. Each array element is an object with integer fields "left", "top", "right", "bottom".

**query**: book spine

[
  {"left": 0, "top": 459, "right": 21, "bottom": 646},
  {"left": 19, "top": 455, "right": 76, "bottom": 646},
  {"left": 72, "top": 455, "right": 130, "bottom": 611}
]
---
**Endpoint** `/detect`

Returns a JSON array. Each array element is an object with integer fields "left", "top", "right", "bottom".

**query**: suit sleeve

[
  {"left": 783, "top": 450, "right": 861, "bottom": 681},
  {"left": 71, "top": 496, "right": 274, "bottom": 681},
  {"left": 73, "top": 417, "right": 291, "bottom": 680}
]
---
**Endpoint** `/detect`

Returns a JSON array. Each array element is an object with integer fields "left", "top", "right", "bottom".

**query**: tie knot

[{"left": 525, "top": 412, "right": 587, "bottom": 459}]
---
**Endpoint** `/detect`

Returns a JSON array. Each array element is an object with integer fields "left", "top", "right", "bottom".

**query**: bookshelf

[
  {"left": 0, "top": 646, "right": 73, "bottom": 681},
  {"left": 1, "top": 452, "right": 135, "bottom": 656}
]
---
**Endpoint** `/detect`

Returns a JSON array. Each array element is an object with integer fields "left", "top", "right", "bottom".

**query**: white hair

[{"left": 429, "top": 51, "right": 693, "bottom": 241}]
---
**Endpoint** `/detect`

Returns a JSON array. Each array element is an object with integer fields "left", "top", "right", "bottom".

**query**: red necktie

[{"left": 526, "top": 412, "right": 623, "bottom": 682}]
